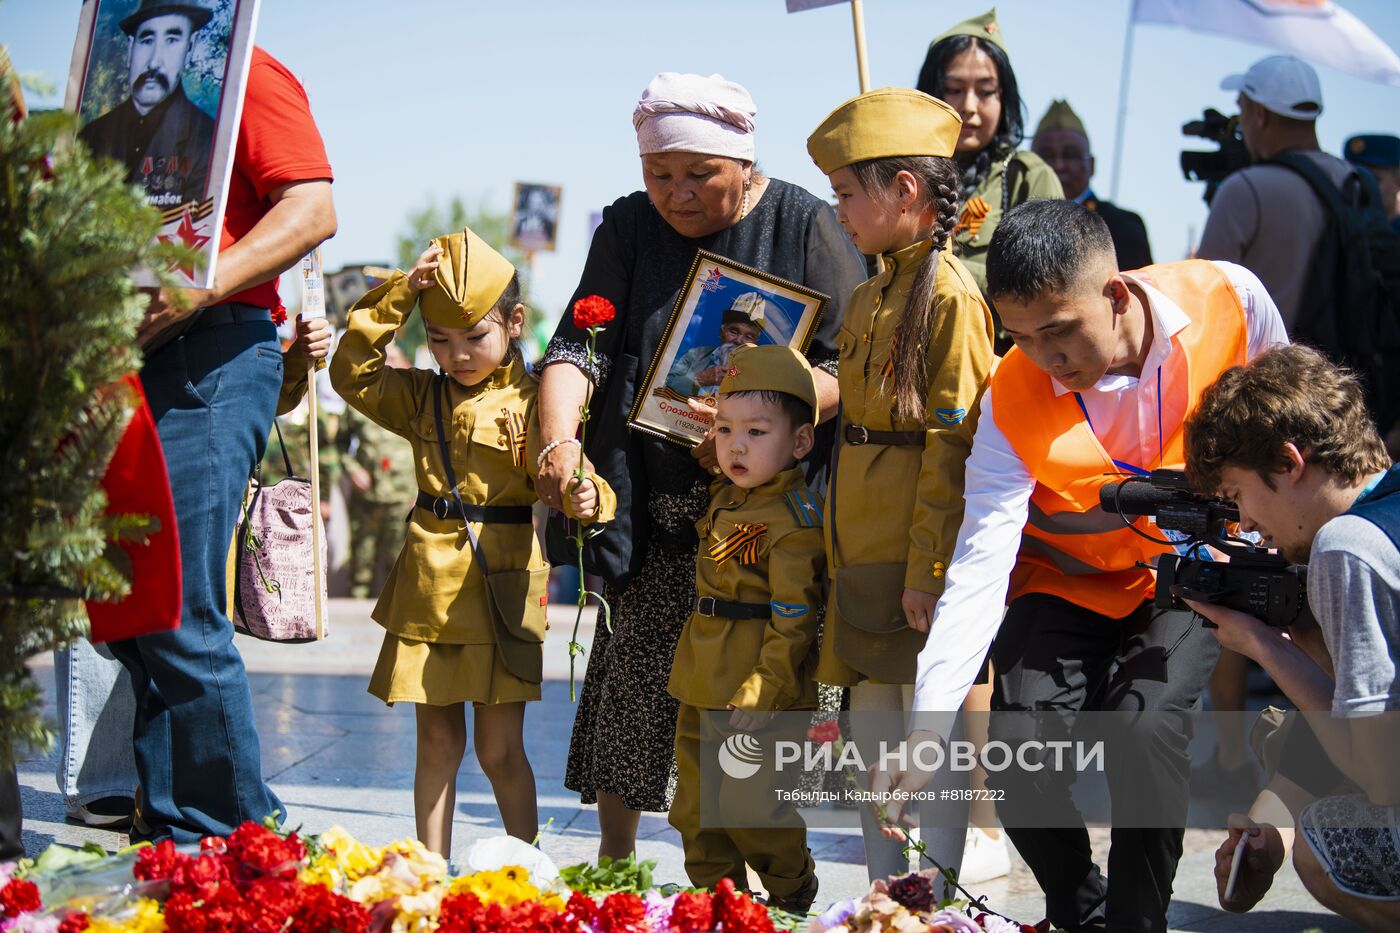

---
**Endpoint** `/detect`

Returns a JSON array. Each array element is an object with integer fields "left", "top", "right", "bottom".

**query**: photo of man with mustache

[{"left": 78, "top": 0, "right": 216, "bottom": 213}]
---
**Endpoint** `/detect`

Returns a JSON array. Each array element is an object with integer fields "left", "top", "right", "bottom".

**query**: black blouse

[{"left": 541, "top": 178, "right": 865, "bottom": 585}]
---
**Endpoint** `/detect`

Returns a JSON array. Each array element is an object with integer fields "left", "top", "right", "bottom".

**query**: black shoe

[
  {"left": 1191, "top": 752, "right": 1259, "bottom": 799},
  {"left": 767, "top": 874, "right": 819, "bottom": 915},
  {"left": 64, "top": 796, "right": 135, "bottom": 830}
]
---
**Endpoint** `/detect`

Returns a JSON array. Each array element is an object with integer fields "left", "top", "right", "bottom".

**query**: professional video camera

[
  {"left": 1099, "top": 469, "right": 1310, "bottom": 627},
  {"left": 1180, "top": 108, "right": 1251, "bottom": 205}
]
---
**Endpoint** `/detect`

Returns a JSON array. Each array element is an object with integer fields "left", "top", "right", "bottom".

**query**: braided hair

[
  {"left": 849, "top": 156, "right": 961, "bottom": 424},
  {"left": 915, "top": 35, "right": 1025, "bottom": 203}
]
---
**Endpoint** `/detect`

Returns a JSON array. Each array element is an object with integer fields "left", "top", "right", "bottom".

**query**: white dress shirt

[{"left": 910, "top": 261, "right": 1288, "bottom": 720}]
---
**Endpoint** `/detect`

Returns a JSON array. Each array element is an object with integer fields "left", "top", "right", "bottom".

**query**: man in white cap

[
  {"left": 1197, "top": 55, "right": 1350, "bottom": 333},
  {"left": 1193, "top": 51, "right": 1348, "bottom": 818}
]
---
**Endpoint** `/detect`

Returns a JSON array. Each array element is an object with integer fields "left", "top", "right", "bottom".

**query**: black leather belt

[
  {"left": 416, "top": 491, "right": 533, "bottom": 523},
  {"left": 695, "top": 596, "right": 770, "bottom": 620},
  {"left": 186, "top": 302, "right": 272, "bottom": 333},
  {"left": 843, "top": 424, "right": 924, "bottom": 446}
]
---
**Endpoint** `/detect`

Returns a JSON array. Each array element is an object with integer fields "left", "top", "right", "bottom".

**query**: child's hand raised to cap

[{"left": 408, "top": 242, "right": 443, "bottom": 291}]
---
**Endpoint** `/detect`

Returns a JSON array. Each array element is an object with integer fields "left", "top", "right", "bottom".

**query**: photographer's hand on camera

[{"left": 1184, "top": 598, "right": 1274, "bottom": 656}]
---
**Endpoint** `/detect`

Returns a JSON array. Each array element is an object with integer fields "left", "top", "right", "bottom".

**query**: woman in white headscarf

[{"left": 535, "top": 73, "right": 864, "bottom": 859}]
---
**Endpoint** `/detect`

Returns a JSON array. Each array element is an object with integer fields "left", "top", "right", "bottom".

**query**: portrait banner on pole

[{"left": 65, "top": 0, "right": 262, "bottom": 289}]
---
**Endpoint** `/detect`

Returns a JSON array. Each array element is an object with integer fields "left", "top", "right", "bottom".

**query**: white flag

[
  {"left": 1133, "top": 0, "right": 1400, "bottom": 86},
  {"left": 787, "top": 0, "right": 847, "bottom": 12}
]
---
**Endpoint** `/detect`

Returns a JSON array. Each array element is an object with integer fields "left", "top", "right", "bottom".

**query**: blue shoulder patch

[
  {"left": 935, "top": 407, "right": 967, "bottom": 426},
  {"left": 771, "top": 600, "right": 809, "bottom": 618}
]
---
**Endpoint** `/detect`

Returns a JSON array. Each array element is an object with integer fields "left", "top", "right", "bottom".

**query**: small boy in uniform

[{"left": 667, "top": 343, "right": 826, "bottom": 912}]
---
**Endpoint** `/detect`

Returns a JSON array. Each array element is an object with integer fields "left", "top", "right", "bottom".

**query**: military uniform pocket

[{"left": 484, "top": 565, "right": 551, "bottom": 682}]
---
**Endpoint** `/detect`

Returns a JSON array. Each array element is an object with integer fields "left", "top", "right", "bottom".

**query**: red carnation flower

[
  {"left": 565, "top": 890, "right": 597, "bottom": 924},
  {"left": 171, "top": 852, "right": 233, "bottom": 901},
  {"left": 0, "top": 878, "right": 41, "bottom": 918},
  {"left": 290, "top": 883, "right": 370, "bottom": 933},
  {"left": 134, "top": 838, "right": 188, "bottom": 881},
  {"left": 572, "top": 295, "right": 616, "bottom": 330},
  {"left": 595, "top": 890, "right": 647, "bottom": 933},
  {"left": 58, "top": 913, "right": 91, "bottom": 932},
  {"left": 439, "top": 892, "right": 488, "bottom": 931},
  {"left": 712, "top": 879, "right": 776, "bottom": 933},
  {"left": 226, "top": 821, "right": 306, "bottom": 881},
  {"left": 806, "top": 720, "right": 841, "bottom": 744},
  {"left": 669, "top": 890, "right": 715, "bottom": 932},
  {"left": 166, "top": 884, "right": 249, "bottom": 933},
  {"left": 271, "top": 303, "right": 288, "bottom": 327}
]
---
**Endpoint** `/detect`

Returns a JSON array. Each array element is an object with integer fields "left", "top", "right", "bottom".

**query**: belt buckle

[
  {"left": 431, "top": 497, "right": 452, "bottom": 520},
  {"left": 848, "top": 425, "right": 870, "bottom": 445},
  {"left": 696, "top": 597, "right": 717, "bottom": 617}
]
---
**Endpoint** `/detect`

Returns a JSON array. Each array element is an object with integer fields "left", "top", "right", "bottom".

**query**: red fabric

[
  {"left": 86, "top": 375, "right": 182, "bottom": 643},
  {"left": 220, "top": 47, "right": 333, "bottom": 310}
]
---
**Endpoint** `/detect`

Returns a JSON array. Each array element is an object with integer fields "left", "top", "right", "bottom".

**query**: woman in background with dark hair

[
  {"left": 917, "top": 8, "right": 1061, "bottom": 326},
  {"left": 914, "top": 9, "right": 1062, "bottom": 884}
]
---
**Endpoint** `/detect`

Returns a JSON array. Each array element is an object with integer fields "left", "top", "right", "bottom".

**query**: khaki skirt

[{"left": 368, "top": 633, "right": 541, "bottom": 707}]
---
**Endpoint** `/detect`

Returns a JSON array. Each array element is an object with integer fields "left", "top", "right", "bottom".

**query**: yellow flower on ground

[
  {"left": 319, "top": 825, "right": 384, "bottom": 881},
  {"left": 85, "top": 897, "right": 167, "bottom": 932},
  {"left": 448, "top": 866, "right": 544, "bottom": 906}
]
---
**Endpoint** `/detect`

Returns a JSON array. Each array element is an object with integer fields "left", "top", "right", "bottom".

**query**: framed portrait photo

[
  {"left": 629, "top": 250, "right": 828, "bottom": 447},
  {"left": 509, "top": 181, "right": 562, "bottom": 253},
  {"left": 65, "top": 0, "right": 262, "bottom": 289}
]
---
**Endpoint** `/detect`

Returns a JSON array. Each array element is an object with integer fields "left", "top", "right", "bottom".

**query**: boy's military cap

[
  {"left": 419, "top": 227, "right": 517, "bottom": 329},
  {"left": 808, "top": 87, "right": 962, "bottom": 173},
  {"left": 718, "top": 344, "right": 818, "bottom": 425}
]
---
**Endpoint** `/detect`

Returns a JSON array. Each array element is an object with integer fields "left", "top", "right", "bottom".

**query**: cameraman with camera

[
  {"left": 872, "top": 199, "right": 1287, "bottom": 933},
  {"left": 1195, "top": 55, "right": 1347, "bottom": 333},
  {"left": 1183, "top": 345, "right": 1400, "bottom": 929}
]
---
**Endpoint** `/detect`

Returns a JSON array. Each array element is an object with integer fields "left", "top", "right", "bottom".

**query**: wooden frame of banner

[{"left": 851, "top": 0, "right": 870, "bottom": 92}]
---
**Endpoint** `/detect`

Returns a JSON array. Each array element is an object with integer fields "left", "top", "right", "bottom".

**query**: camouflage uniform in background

[
  {"left": 261, "top": 401, "right": 341, "bottom": 504},
  {"left": 341, "top": 408, "right": 417, "bottom": 598}
]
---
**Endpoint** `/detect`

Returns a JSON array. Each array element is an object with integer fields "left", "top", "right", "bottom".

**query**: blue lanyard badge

[{"left": 1072, "top": 366, "right": 1164, "bottom": 477}]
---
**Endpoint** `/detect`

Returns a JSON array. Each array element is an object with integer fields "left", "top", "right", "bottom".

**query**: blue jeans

[
  {"left": 54, "top": 638, "right": 138, "bottom": 811},
  {"left": 109, "top": 316, "right": 284, "bottom": 842}
]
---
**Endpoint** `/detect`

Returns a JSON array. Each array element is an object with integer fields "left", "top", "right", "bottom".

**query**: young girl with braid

[{"left": 807, "top": 89, "right": 996, "bottom": 882}]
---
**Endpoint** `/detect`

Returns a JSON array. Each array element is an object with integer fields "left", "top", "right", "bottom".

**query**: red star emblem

[
  {"left": 158, "top": 206, "right": 211, "bottom": 281},
  {"left": 727, "top": 366, "right": 739, "bottom": 377}
]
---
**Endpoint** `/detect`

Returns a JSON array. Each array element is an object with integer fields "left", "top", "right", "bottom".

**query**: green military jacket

[
  {"left": 668, "top": 467, "right": 825, "bottom": 712},
  {"left": 343, "top": 408, "right": 418, "bottom": 505},
  {"left": 951, "top": 149, "right": 1063, "bottom": 294}
]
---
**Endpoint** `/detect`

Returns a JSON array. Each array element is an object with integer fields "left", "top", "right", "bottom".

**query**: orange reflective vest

[{"left": 991, "top": 260, "right": 1248, "bottom": 618}]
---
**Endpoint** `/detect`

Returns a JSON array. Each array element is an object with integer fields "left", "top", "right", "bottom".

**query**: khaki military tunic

[
  {"left": 329, "top": 272, "right": 615, "bottom": 705},
  {"left": 668, "top": 467, "right": 825, "bottom": 713},
  {"left": 951, "top": 149, "right": 1063, "bottom": 294},
  {"left": 818, "top": 239, "right": 996, "bottom": 686}
]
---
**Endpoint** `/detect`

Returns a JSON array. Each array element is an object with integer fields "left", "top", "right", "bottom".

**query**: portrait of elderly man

[
  {"left": 665, "top": 291, "right": 769, "bottom": 398},
  {"left": 78, "top": 0, "right": 216, "bottom": 212}
]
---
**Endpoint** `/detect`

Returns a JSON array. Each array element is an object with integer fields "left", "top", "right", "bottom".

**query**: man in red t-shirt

[{"left": 107, "top": 46, "right": 336, "bottom": 843}]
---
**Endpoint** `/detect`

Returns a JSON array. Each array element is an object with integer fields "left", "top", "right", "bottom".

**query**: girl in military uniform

[
  {"left": 916, "top": 8, "right": 1062, "bottom": 346},
  {"left": 807, "top": 88, "right": 996, "bottom": 882},
  {"left": 329, "top": 229, "right": 612, "bottom": 857}
]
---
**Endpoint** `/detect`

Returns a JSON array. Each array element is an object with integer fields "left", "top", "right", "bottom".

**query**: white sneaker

[{"left": 959, "top": 827, "right": 1010, "bottom": 884}]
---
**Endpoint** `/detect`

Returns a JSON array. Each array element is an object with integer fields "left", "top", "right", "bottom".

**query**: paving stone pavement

[{"left": 15, "top": 600, "right": 1357, "bottom": 931}]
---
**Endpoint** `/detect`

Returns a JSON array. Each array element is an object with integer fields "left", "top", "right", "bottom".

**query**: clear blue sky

[{"left": 4, "top": 0, "right": 1399, "bottom": 324}]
